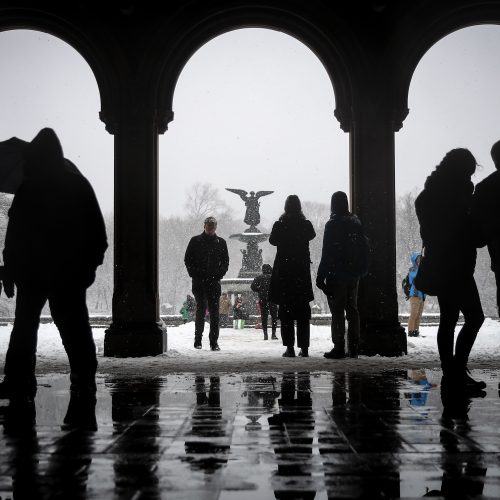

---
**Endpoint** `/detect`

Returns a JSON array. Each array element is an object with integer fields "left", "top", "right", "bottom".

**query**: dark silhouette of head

[
  {"left": 283, "top": 194, "right": 303, "bottom": 217},
  {"left": 331, "top": 191, "right": 349, "bottom": 216},
  {"left": 262, "top": 264, "right": 272, "bottom": 275},
  {"left": 24, "top": 128, "right": 65, "bottom": 179},
  {"left": 491, "top": 140, "right": 500, "bottom": 170},
  {"left": 436, "top": 148, "right": 477, "bottom": 178}
]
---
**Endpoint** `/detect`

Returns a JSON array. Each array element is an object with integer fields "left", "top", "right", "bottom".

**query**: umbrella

[{"left": 0, "top": 136, "right": 81, "bottom": 194}]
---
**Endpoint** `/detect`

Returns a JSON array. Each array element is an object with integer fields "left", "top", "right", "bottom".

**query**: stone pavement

[{"left": 1, "top": 370, "right": 500, "bottom": 499}]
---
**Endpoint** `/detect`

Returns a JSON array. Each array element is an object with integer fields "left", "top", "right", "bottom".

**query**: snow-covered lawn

[{"left": 0, "top": 318, "right": 498, "bottom": 375}]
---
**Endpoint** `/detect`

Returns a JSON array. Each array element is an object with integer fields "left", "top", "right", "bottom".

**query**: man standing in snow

[
  {"left": 0, "top": 128, "right": 108, "bottom": 410},
  {"left": 316, "top": 191, "right": 368, "bottom": 359},
  {"left": 472, "top": 140, "right": 500, "bottom": 317},
  {"left": 184, "top": 216, "right": 229, "bottom": 351}
]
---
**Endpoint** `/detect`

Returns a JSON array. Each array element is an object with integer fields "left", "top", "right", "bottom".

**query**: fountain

[{"left": 221, "top": 189, "right": 274, "bottom": 318}]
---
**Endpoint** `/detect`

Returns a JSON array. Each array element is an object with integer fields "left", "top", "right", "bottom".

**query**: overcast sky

[{"left": 1, "top": 26, "right": 500, "bottom": 222}]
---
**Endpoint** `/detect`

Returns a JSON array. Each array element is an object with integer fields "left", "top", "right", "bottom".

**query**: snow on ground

[{"left": 0, "top": 318, "right": 499, "bottom": 375}]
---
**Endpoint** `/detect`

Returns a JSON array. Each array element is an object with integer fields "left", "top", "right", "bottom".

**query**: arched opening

[
  {"left": 396, "top": 24, "right": 500, "bottom": 317},
  {"left": 158, "top": 28, "right": 348, "bottom": 321},
  {"left": 0, "top": 29, "right": 113, "bottom": 316}
]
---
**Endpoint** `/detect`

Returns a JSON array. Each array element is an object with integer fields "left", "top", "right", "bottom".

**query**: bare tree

[{"left": 184, "top": 182, "right": 231, "bottom": 221}]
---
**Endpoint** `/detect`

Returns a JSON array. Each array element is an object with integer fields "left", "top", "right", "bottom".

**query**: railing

[{"left": 0, "top": 313, "right": 489, "bottom": 328}]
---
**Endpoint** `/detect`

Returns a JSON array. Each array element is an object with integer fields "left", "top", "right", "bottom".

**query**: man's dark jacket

[{"left": 184, "top": 232, "right": 229, "bottom": 282}]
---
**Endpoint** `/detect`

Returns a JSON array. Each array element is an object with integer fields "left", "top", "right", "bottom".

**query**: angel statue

[{"left": 226, "top": 188, "right": 274, "bottom": 228}]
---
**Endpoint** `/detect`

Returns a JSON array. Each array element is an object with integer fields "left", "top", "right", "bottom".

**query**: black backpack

[{"left": 402, "top": 273, "right": 410, "bottom": 300}]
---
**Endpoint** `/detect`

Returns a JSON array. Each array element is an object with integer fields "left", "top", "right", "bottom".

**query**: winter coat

[
  {"left": 415, "top": 170, "right": 477, "bottom": 290},
  {"left": 251, "top": 266, "right": 273, "bottom": 302},
  {"left": 219, "top": 295, "right": 232, "bottom": 315},
  {"left": 408, "top": 252, "right": 426, "bottom": 300},
  {"left": 4, "top": 170, "right": 108, "bottom": 289},
  {"left": 317, "top": 213, "right": 368, "bottom": 287},
  {"left": 233, "top": 301, "right": 248, "bottom": 319},
  {"left": 471, "top": 170, "right": 500, "bottom": 272},
  {"left": 268, "top": 215, "right": 315, "bottom": 308},
  {"left": 184, "top": 232, "right": 229, "bottom": 283}
]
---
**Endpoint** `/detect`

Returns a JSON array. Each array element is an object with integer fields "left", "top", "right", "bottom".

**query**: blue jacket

[{"left": 408, "top": 252, "right": 426, "bottom": 300}]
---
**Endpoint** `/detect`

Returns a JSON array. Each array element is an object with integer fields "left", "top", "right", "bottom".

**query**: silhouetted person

[
  {"left": 184, "top": 216, "right": 229, "bottom": 351},
  {"left": 471, "top": 139, "right": 500, "bottom": 316},
  {"left": 268, "top": 372, "right": 316, "bottom": 499},
  {"left": 251, "top": 263, "right": 278, "bottom": 340},
  {"left": 185, "top": 375, "right": 230, "bottom": 475},
  {"left": 429, "top": 386, "right": 487, "bottom": 498},
  {"left": 218, "top": 291, "right": 231, "bottom": 328},
  {"left": 316, "top": 191, "right": 368, "bottom": 359},
  {"left": 406, "top": 252, "right": 426, "bottom": 337},
  {"left": 0, "top": 128, "right": 107, "bottom": 403},
  {"left": 269, "top": 195, "right": 315, "bottom": 357},
  {"left": 415, "top": 149, "right": 485, "bottom": 390}
]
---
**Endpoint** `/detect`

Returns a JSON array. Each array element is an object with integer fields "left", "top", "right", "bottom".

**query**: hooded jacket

[
  {"left": 317, "top": 213, "right": 368, "bottom": 284},
  {"left": 251, "top": 264, "right": 273, "bottom": 301},
  {"left": 408, "top": 252, "right": 426, "bottom": 300}
]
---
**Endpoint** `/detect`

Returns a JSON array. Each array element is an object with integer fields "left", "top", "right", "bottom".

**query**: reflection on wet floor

[{"left": 1, "top": 370, "right": 500, "bottom": 498}]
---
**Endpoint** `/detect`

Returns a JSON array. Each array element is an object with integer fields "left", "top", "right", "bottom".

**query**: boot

[
  {"left": 408, "top": 330, "right": 419, "bottom": 337},
  {"left": 194, "top": 337, "right": 202, "bottom": 349},
  {"left": 271, "top": 331, "right": 278, "bottom": 340},
  {"left": 462, "top": 368, "right": 486, "bottom": 390},
  {"left": 298, "top": 348, "right": 309, "bottom": 357},
  {"left": 348, "top": 345, "right": 359, "bottom": 359},
  {"left": 263, "top": 332, "right": 268, "bottom": 340},
  {"left": 324, "top": 347, "right": 345, "bottom": 359},
  {"left": 282, "top": 347, "right": 295, "bottom": 357}
]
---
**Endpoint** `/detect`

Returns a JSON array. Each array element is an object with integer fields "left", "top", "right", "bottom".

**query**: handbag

[{"left": 413, "top": 247, "right": 447, "bottom": 296}]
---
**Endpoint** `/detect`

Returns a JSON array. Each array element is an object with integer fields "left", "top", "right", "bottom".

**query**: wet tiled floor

[{"left": 1, "top": 370, "right": 500, "bottom": 499}]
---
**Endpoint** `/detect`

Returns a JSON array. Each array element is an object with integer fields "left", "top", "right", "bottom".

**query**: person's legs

[
  {"left": 279, "top": 305, "right": 295, "bottom": 355},
  {"left": 415, "top": 299, "right": 425, "bottom": 332},
  {"left": 345, "top": 279, "right": 360, "bottom": 357},
  {"left": 270, "top": 302, "right": 278, "bottom": 339},
  {"left": 207, "top": 282, "right": 221, "bottom": 347},
  {"left": 260, "top": 300, "right": 269, "bottom": 338},
  {"left": 408, "top": 297, "right": 422, "bottom": 334},
  {"left": 296, "top": 318, "right": 310, "bottom": 349},
  {"left": 327, "top": 284, "right": 347, "bottom": 354},
  {"left": 3, "top": 286, "right": 46, "bottom": 397},
  {"left": 49, "top": 286, "right": 97, "bottom": 395},
  {"left": 454, "top": 278, "right": 484, "bottom": 371},
  {"left": 192, "top": 281, "right": 207, "bottom": 346},
  {"left": 436, "top": 293, "right": 460, "bottom": 376}
]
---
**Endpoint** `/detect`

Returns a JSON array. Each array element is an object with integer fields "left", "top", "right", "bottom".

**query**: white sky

[{"left": 0, "top": 26, "right": 499, "bottom": 220}]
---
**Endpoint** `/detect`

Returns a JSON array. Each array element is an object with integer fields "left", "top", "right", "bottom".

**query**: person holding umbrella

[{"left": 0, "top": 128, "right": 108, "bottom": 411}]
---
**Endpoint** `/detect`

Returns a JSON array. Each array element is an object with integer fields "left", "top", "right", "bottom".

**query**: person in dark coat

[
  {"left": 251, "top": 263, "right": 278, "bottom": 340},
  {"left": 0, "top": 128, "right": 108, "bottom": 404},
  {"left": 269, "top": 195, "right": 315, "bottom": 357},
  {"left": 316, "top": 191, "right": 368, "bottom": 359},
  {"left": 184, "top": 216, "right": 229, "bottom": 351},
  {"left": 415, "top": 148, "right": 485, "bottom": 391},
  {"left": 471, "top": 140, "right": 500, "bottom": 316}
]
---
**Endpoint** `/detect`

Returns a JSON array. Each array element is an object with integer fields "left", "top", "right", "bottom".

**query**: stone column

[
  {"left": 104, "top": 106, "right": 167, "bottom": 357},
  {"left": 349, "top": 99, "right": 407, "bottom": 356}
]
